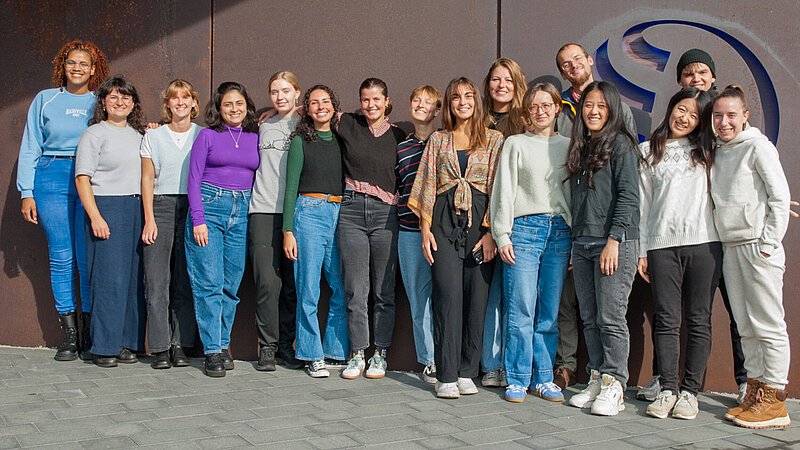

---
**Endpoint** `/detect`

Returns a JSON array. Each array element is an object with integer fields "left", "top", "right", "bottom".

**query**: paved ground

[{"left": 1, "top": 346, "right": 798, "bottom": 449}]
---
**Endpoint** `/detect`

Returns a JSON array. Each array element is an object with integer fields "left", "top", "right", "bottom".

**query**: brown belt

[{"left": 300, "top": 192, "right": 342, "bottom": 203}]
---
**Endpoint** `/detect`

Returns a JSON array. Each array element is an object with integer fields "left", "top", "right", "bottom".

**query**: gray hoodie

[{"left": 710, "top": 125, "right": 790, "bottom": 255}]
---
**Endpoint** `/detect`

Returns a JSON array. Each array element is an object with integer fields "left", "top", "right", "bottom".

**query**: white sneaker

[
  {"left": 365, "top": 352, "right": 386, "bottom": 379},
  {"left": 637, "top": 375, "right": 660, "bottom": 401},
  {"left": 307, "top": 360, "right": 330, "bottom": 378},
  {"left": 420, "top": 364, "right": 437, "bottom": 384},
  {"left": 341, "top": 353, "right": 365, "bottom": 379},
  {"left": 737, "top": 381, "right": 748, "bottom": 404},
  {"left": 646, "top": 390, "right": 677, "bottom": 419},
  {"left": 591, "top": 374, "right": 625, "bottom": 416},
  {"left": 436, "top": 381, "right": 460, "bottom": 399},
  {"left": 569, "top": 369, "right": 601, "bottom": 408},
  {"left": 458, "top": 377, "right": 478, "bottom": 395},
  {"left": 482, "top": 370, "right": 501, "bottom": 387},
  {"left": 672, "top": 391, "right": 699, "bottom": 420}
]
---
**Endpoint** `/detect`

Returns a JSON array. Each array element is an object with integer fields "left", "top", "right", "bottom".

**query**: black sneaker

[
  {"left": 151, "top": 350, "right": 171, "bottom": 369},
  {"left": 277, "top": 346, "right": 305, "bottom": 370},
  {"left": 204, "top": 353, "right": 226, "bottom": 377},
  {"left": 117, "top": 348, "right": 138, "bottom": 364},
  {"left": 220, "top": 348, "right": 234, "bottom": 370},
  {"left": 257, "top": 344, "right": 277, "bottom": 371},
  {"left": 170, "top": 346, "right": 190, "bottom": 367}
]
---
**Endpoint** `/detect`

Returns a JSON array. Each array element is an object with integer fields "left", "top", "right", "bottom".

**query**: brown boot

[
  {"left": 725, "top": 378, "right": 760, "bottom": 421},
  {"left": 553, "top": 366, "right": 576, "bottom": 390},
  {"left": 733, "top": 385, "right": 791, "bottom": 429}
]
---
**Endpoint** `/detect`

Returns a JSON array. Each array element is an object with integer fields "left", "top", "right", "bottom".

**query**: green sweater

[{"left": 490, "top": 132, "right": 572, "bottom": 248}]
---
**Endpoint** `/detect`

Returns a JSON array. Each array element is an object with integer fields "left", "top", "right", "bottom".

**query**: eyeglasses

[
  {"left": 529, "top": 102, "right": 555, "bottom": 113},
  {"left": 559, "top": 54, "right": 586, "bottom": 71},
  {"left": 65, "top": 60, "right": 91, "bottom": 70},
  {"left": 106, "top": 94, "right": 134, "bottom": 104}
]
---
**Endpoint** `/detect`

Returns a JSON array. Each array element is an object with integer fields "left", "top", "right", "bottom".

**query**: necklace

[{"left": 228, "top": 126, "right": 242, "bottom": 148}]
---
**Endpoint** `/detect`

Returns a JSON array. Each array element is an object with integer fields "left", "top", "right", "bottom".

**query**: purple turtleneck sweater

[{"left": 188, "top": 126, "right": 259, "bottom": 226}]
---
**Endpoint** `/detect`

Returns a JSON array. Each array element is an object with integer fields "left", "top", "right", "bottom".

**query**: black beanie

[{"left": 676, "top": 49, "right": 716, "bottom": 82}]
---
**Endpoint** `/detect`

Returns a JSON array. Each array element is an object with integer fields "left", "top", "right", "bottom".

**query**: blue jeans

[
  {"left": 33, "top": 156, "right": 90, "bottom": 313},
  {"left": 293, "top": 195, "right": 349, "bottom": 361},
  {"left": 572, "top": 239, "right": 638, "bottom": 386},
  {"left": 503, "top": 215, "right": 571, "bottom": 387},
  {"left": 185, "top": 183, "right": 250, "bottom": 354},
  {"left": 481, "top": 263, "right": 504, "bottom": 372},
  {"left": 398, "top": 231, "right": 434, "bottom": 365},
  {"left": 86, "top": 196, "right": 145, "bottom": 356}
]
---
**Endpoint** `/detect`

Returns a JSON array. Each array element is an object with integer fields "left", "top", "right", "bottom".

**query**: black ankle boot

[
  {"left": 79, "top": 312, "right": 92, "bottom": 360},
  {"left": 54, "top": 312, "right": 78, "bottom": 361}
]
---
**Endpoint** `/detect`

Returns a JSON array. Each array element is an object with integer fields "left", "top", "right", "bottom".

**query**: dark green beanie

[{"left": 676, "top": 49, "right": 716, "bottom": 82}]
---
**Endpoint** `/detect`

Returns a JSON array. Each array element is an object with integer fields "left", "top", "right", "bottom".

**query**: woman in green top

[{"left": 282, "top": 85, "right": 349, "bottom": 378}]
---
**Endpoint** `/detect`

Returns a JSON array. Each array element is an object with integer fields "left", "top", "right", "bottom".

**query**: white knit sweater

[{"left": 638, "top": 138, "right": 719, "bottom": 258}]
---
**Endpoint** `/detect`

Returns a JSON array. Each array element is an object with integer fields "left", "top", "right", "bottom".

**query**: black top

[
  {"left": 298, "top": 136, "right": 343, "bottom": 196},
  {"left": 338, "top": 112, "right": 407, "bottom": 194}
]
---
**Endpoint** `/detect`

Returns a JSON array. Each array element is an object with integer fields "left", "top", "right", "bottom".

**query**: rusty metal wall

[{"left": 1, "top": 0, "right": 797, "bottom": 395}]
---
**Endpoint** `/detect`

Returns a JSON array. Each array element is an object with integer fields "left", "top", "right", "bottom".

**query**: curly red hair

[{"left": 51, "top": 40, "right": 110, "bottom": 92}]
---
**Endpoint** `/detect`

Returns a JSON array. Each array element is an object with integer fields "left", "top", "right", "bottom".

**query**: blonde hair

[
  {"left": 482, "top": 57, "right": 527, "bottom": 137},
  {"left": 268, "top": 71, "right": 301, "bottom": 93},
  {"left": 410, "top": 85, "right": 442, "bottom": 109},
  {"left": 161, "top": 79, "right": 200, "bottom": 122}
]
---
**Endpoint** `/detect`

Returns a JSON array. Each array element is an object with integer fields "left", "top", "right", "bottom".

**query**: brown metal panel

[
  {"left": 502, "top": 0, "right": 800, "bottom": 395},
  {"left": 213, "top": 0, "right": 499, "bottom": 364},
  {"left": 0, "top": 0, "right": 213, "bottom": 347}
]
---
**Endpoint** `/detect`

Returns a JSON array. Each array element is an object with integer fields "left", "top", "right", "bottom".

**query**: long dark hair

[
  {"left": 565, "top": 81, "right": 637, "bottom": 188},
  {"left": 290, "top": 85, "right": 340, "bottom": 142},
  {"left": 442, "top": 77, "right": 489, "bottom": 152},
  {"left": 204, "top": 81, "right": 258, "bottom": 133},
  {"left": 647, "top": 87, "right": 713, "bottom": 168},
  {"left": 89, "top": 75, "right": 145, "bottom": 133}
]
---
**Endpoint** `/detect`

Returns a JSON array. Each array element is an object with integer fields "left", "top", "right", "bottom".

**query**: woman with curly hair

[
  {"left": 408, "top": 77, "right": 503, "bottom": 398},
  {"left": 185, "top": 82, "right": 260, "bottom": 377},
  {"left": 565, "top": 81, "right": 640, "bottom": 416},
  {"left": 17, "top": 40, "right": 109, "bottom": 361},
  {"left": 282, "top": 85, "right": 349, "bottom": 378},
  {"left": 75, "top": 75, "right": 147, "bottom": 367},
  {"left": 479, "top": 57, "right": 527, "bottom": 387},
  {"left": 140, "top": 79, "right": 203, "bottom": 369}
]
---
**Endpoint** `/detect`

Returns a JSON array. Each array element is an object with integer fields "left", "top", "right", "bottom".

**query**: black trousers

[
  {"left": 649, "top": 242, "right": 722, "bottom": 394},
  {"left": 248, "top": 213, "right": 297, "bottom": 349},
  {"left": 430, "top": 188, "right": 494, "bottom": 383}
]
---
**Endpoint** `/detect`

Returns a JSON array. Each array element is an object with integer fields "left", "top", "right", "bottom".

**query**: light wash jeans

[
  {"left": 293, "top": 195, "right": 349, "bottom": 361},
  {"left": 503, "top": 215, "right": 571, "bottom": 387},
  {"left": 185, "top": 183, "right": 249, "bottom": 354},
  {"left": 398, "top": 231, "right": 434, "bottom": 365},
  {"left": 33, "top": 156, "right": 90, "bottom": 313}
]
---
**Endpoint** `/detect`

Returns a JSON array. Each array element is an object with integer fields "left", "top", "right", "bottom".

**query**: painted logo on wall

[{"left": 593, "top": 19, "right": 780, "bottom": 144}]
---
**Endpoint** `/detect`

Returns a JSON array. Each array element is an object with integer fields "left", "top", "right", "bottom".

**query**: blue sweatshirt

[{"left": 17, "top": 88, "right": 96, "bottom": 198}]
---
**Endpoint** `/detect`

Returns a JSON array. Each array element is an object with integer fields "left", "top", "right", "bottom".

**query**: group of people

[{"left": 18, "top": 39, "right": 792, "bottom": 430}]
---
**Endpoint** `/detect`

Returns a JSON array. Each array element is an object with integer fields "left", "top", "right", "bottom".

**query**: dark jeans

[
  {"left": 555, "top": 270, "right": 578, "bottom": 372},
  {"left": 430, "top": 189, "right": 494, "bottom": 383},
  {"left": 337, "top": 191, "right": 398, "bottom": 352},
  {"left": 86, "top": 195, "right": 146, "bottom": 356},
  {"left": 649, "top": 242, "right": 722, "bottom": 394},
  {"left": 248, "top": 213, "right": 297, "bottom": 349},
  {"left": 719, "top": 275, "right": 748, "bottom": 385},
  {"left": 572, "top": 239, "right": 637, "bottom": 386},
  {"left": 142, "top": 195, "right": 196, "bottom": 352}
]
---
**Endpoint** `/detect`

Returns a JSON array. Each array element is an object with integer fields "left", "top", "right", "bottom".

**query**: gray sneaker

[
  {"left": 672, "top": 391, "right": 699, "bottom": 420},
  {"left": 637, "top": 375, "right": 661, "bottom": 401},
  {"left": 341, "top": 354, "right": 365, "bottom": 379},
  {"left": 646, "top": 390, "right": 677, "bottom": 419},
  {"left": 482, "top": 370, "right": 502, "bottom": 387},
  {"left": 365, "top": 352, "right": 387, "bottom": 379}
]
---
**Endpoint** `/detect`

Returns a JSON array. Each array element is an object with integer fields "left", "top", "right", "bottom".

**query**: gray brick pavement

[{"left": 1, "top": 346, "right": 798, "bottom": 448}]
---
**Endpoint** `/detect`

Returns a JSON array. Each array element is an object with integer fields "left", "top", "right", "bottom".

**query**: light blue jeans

[
  {"left": 33, "top": 156, "right": 90, "bottom": 313},
  {"left": 398, "top": 231, "right": 434, "bottom": 365},
  {"left": 481, "top": 263, "right": 504, "bottom": 372},
  {"left": 503, "top": 215, "right": 571, "bottom": 388},
  {"left": 293, "top": 195, "right": 349, "bottom": 361},
  {"left": 185, "top": 183, "right": 250, "bottom": 354}
]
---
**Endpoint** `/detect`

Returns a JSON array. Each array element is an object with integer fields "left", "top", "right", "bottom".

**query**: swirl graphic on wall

[{"left": 593, "top": 19, "right": 779, "bottom": 144}]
